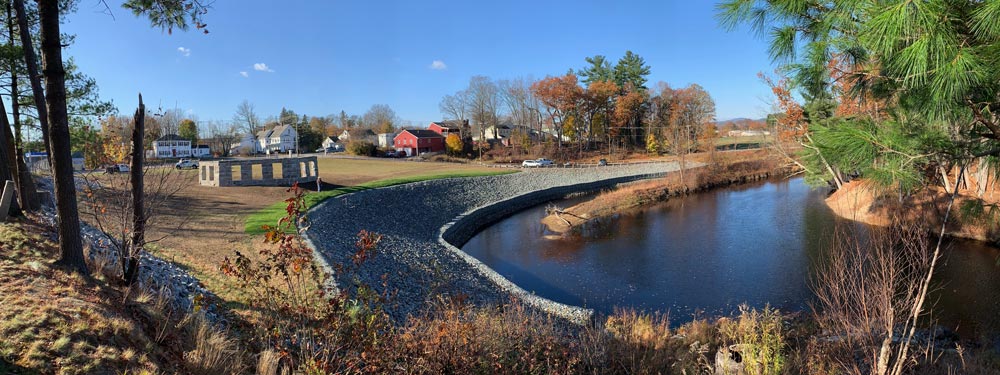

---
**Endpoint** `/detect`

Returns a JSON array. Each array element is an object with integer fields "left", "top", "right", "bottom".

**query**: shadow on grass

[
  {"left": 0, "top": 357, "right": 35, "bottom": 374},
  {"left": 244, "top": 170, "right": 517, "bottom": 235}
]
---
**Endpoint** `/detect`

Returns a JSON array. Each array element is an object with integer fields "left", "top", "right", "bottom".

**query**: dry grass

[
  {"left": 0, "top": 217, "right": 247, "bottom": 375},
  {"left": 384, "top": 300, "right": 801, "bottom": 375},
  {"left": 181, "top": 313, "right": 244, "bottom": 374},
  {"left": 0, "top": 219, "right": 164, "bottom": 374}
]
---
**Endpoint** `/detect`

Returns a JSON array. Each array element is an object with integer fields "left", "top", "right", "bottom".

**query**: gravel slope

[{"left": 306, "top": 163, "right": 683, "bottom": 321}]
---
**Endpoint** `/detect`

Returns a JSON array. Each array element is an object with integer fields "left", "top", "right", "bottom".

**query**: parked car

[
  {"left": 316, "top": 146, "right": 343, "bottom": 153},
  {"left": 385, "top": 150, "right": 398, "bottom": 158},
  {"left": 104, "top": 164, "right": 130, "bottom": 174},
  {"left": 175, "top": 159, "right": 199, "bottom": 170},
  {"left": 598, "top": 158, "right": 608, "bottom": 166},
  {"left": 521, "top": 158, "right": 554, "bottom": 167}
]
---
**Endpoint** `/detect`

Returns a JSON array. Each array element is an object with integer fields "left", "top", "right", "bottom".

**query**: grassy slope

[
  {"left": 244, "top": 170, "right": 516, "bottom": 234},
  {"left": 0, "top": 220, "right": 181, "bottom": 374}
]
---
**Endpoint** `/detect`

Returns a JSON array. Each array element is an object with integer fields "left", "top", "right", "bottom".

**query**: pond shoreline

[{"left": 541, "top": 151, "right": 795, "bottom": 234}]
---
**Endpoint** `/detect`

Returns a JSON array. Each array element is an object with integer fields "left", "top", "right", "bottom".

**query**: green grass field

[{"left": 244, "top": 170, "right": 516, "bottom": 234}]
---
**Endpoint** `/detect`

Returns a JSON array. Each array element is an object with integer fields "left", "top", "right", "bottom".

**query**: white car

[
  {"left": 521, "top": 158, "right": 554, "bottom": 167},
  {"left": 175, "top": 159, "right": 199, "bottom": 170},
  {"left": 104, "top": 164, "right": 130, "bottom": 174}
]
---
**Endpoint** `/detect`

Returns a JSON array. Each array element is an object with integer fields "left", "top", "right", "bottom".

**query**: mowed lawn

[{"left": 78, "top": 156, "right": 510, "bottom": 306}]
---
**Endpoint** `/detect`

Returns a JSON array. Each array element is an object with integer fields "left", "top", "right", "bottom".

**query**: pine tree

[
  {"left": 578, "top": 55, "right": 613, "bottom": 85},
  {"left": 613, "top": 50, "right": 651, "bottom": 91}
]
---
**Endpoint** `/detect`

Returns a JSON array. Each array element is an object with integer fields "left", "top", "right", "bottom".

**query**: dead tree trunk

[
  {"left": 124, "top": 95, "right": 145, "bottom": 284},
  {"left": 13, "top": 0, "right": 51, "bottom": 159},
  {"left": 39, "top": 0, "right": 86, "bottom": 274}
]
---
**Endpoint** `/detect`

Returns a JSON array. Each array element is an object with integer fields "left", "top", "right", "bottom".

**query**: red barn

[
  {"left": 394, "top": 129, "right": 445, "bottom": 157},
  {"left": 428, "top": 120, "right": 467, "bottom": 137}
]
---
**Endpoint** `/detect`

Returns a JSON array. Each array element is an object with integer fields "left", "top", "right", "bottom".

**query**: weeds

[
  {"left": 719, "top": 305, "right": 786, "bottom": 375},
  {"left": 222, "top": 183, "right": 391, "bottom": 374}
]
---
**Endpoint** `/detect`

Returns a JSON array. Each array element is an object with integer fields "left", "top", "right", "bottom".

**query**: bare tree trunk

[
  {"left": 39, "top": 0, "right": 86, "bottom": 274},
  {"left": 124, "top": 95, "right": 145, "bottom": 284},
  {"left": 7, "top": 2, "right": 38, "bottom": 211},
  {"left": 13, "top": 0, "right": 50, "bottom": 159}
]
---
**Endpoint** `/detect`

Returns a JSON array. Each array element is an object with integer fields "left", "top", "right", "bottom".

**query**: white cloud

[
  {"left": 429, "top": 60, "right": 447, "bottom": 70},
  {"left": 177, "top": 47, "right": 191, "bottom": 57},
  {"left": 253, "top": 63, "right": 274, "bottom": 72},
  {"left": 239, "top": 71, "right": 249, "bottom": 78}
]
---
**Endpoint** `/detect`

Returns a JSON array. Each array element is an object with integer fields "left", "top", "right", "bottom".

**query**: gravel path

[{"left": 306, "top": 162, "right": 685, "bottom": 322}]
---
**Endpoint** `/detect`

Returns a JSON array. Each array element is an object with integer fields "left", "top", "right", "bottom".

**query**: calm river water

[{"left": 461, "top": 177, "right": 1000, "bottom": 337}]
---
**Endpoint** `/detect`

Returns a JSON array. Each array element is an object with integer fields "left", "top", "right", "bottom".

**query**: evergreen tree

[
  {"left": 613, "top": 50, "right": 651, "bottom": 90},
  {"left": 579, "top": 55, "right": 613, "bottom": 85},
  {"left": 279, "top": 107, "right": 298, "bottom": 126}
]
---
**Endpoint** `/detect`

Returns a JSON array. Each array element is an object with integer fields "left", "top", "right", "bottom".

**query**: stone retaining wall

[
  {"left": 199, "top": 156, "right": 318, "bottom": 187},
  {"left": 437, "top": 171, "right": 669, "bottom": 324}
]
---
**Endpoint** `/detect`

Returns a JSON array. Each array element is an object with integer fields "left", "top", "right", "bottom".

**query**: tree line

[{"left": 439, "top": 51, "right": 718, "bottom": 157}]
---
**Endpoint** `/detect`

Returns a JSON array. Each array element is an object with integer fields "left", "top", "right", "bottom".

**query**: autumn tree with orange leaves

[
  {"left": 612, "top": 85, "right": 646, "bottom": 148},
  {"left": 581, "top": 80, "right": 618, "bottom": 148},
  {"left": 440, "top": 52, "right": 716, "bottom": 158},
  {"left": 531, "top": 74, "right": 582, "bottom": 148}
]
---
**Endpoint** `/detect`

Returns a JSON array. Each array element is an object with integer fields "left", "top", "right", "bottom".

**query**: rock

[
  {"left": 715, "top": 344, "right": 746, "bottom": 375},
  {"left": 38, "top": 176, "right": 223, "bottom": 325}
]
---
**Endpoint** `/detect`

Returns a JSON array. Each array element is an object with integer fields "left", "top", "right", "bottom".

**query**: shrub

[
  {"left": 445, "top": 133, "right": 463, "bottom": 156},
  {"left": 346, "top": 140, "right": 376, "bottom": 156}
]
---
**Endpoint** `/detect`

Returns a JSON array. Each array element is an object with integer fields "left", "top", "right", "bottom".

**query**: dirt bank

[
  {"left": 825, "top": 180, "right": 1000, "bottom": 242},
  {"left": 542, "top": 150, "right": 793, "bottom": 234}
]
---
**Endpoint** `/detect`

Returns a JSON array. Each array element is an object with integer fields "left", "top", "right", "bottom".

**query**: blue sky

[{"left": 64, "top": 1, "right": 776, "bottom": 125}]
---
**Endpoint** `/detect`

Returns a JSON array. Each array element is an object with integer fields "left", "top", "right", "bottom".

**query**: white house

[
  {"left": 153, "top": 134, "right": 192, "bottom": 158},
  {"left": 231, "top": 133, "right": 259, "bottom": 155},
  {"left": 257, "top": 124, "right": 298, "bottom": 153},
  {"left": 475, "top": 125, "right": 513, "bottom": 141},
  {"left": 321, "top": 136, "right": 339, "bottom": 149},
  {"left": 376, "top": 133, "right": 396, "bottom": 148},
  {"left": 192, "top": 145, "right": 212, "bottom": 158}
]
